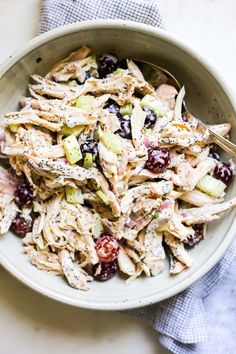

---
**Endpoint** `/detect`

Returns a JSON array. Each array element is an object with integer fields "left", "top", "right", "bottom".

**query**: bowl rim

[{"left": 0, "top": 19, "right": 236, "bottom": 310}]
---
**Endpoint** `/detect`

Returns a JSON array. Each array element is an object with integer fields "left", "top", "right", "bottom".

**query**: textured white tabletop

[{"left": 0, "top": 1, "right": 235, "bottom": 353}]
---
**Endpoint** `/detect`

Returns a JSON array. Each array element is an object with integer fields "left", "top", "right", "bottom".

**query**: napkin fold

[
  {"left": 39, "top": 1, "right": 236, "bottom": 353},
  {"left": 126, "top": 240, "right": 236, "bottom": 353}
]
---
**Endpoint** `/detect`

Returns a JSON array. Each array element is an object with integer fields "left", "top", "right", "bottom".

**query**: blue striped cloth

[
  {"left": 38, "top": 0, "right": 164, "bottom": 33},
  {"left": 39, "top": 1, "right": 236, "bottom": 353}
]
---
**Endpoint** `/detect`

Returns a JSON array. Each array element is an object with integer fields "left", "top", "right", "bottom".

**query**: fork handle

[{"left": 209, "top": 130, "right": 236, "bottom": 157}]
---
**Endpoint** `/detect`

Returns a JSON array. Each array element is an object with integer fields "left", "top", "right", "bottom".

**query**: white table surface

[{"left": 0, "top": 1, "right": 235, "bottom": 353}]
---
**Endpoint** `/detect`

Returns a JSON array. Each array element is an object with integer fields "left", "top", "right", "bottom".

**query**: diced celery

[
  {"left": 96, "top": 190, "right": 109, "bottom": 205},
  {"left": 65, "top": 186, "right": 84, "bottom": 204},
  {"left": 120, "top": 104, "right": 132, "bottom": 116},
  {"left": 92, "top": 213, "right": 103, "bottom": 238},
  {"left": 60, "top": 125, "right": 85, "bottom": 137},
  {"left": 36, "top": 244, "right": 49, "bottom": 253},
  {"left": 75, "top": 95, "right": 94, "bottom": 111},
  {"left": 113, "top": 68, "right": 128, "bottom": 75},
  {"left": 68, "top": 80, "right": 78, "bottom": 87},
  {"left": 9, "top": 124, "right": 19, "bottom": 133},
  {"left": 83, "top": 153, "right": 93, "bottom": 168},
  {"left": 63, "top": 134, "right": 82, "bottom": 164},
  {"left": 141, "top": 94, "right": 166, "bottom": 116},
  {"left": 196, "top": 174, "right": 226, "bottom": 198},
  {"left": 102, "top": 132, "right": 123, "bottom": 154}
]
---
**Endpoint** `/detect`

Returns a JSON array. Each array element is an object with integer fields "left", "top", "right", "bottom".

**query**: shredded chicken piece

[
  {"left": 47, "top": 55, "right": 97, "bottom": 83},
  {"left": 127, "top": 60, "right": 145, "bottom": 81},
  {"left": 29, "top": 157, "right": 98, "bottom": 180},
  {"left": 164, "top": 232, "right": 193, "bottom": 267},
  {"left": 19, "top": 97, "right": 98, "bottom": 127},
  {"left": 179, "top": 189, "right": 223, "bottom": 207},
  {"left": 46, "top": 45, "right": 92, "bottom": 81},
  {"left": 5, "top": 110, "right": 63, "bottom": 132},
  {"left": 3, "top": 126, "right": 65, "bottom": 159},
  {"left": 156, "top": 84, "right": 178, "bottom": 110},
  {"left": 120, "top": 181, "right": 173, "bottom": 214},
  {"left": 81, "top": 75, "right": 135, "bottom": 101},
  {"left": 171, "top": 158, "right": 216, "bottom": 191},
  {"left": 30, "top": 75, "right": 80, "bottom": 102},
  {"left": 167, "top": 247, "right": 187, "bottom": 274},
  {"left": 145, "top": 205, "right": 174, "bottom": 249},
  {"left": 160, "top": 213, "right": 194, "bottom": 241},
  {"left": 178, "top": 198, "right": 236, "bottom": 225},
  {"left": 186, "top": 147, "right": 210, "bottom": 167},
  {"left": 26, "top": 248, "right": 63, "bottom": 275},
  {"left": 131, "top": 103, "right": 147, "bottom": 154},
  {"left": 0, "top": 166, "right": 19, "bottom": 234},
  {"left": 59, "top": 249, "right": 92, "bottom": 290},
  {"left": 174, "top": 86, "right": 186, "bottom": 120},
  {"left": 118, "top": 246, "right": 136, "bottom": 276},
  {"left": 143, "top": 237, "right": 165, "bottom": 276}
]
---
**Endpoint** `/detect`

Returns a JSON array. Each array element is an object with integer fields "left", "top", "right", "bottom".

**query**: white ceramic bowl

[{"left": 0, "top": 20, "right": 236, "bottom": 310}]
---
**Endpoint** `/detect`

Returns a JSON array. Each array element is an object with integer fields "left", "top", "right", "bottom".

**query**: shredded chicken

[
  {"left": 164, "top": 232, "right": 193, "bottom": 267},
  {"left": 26, "top": 248, "right": 63, "bottom": 275},
  {"left": 178, "top": 198, "right": 236, "bottom": 225},
  {"left": 118, "top": 246, "right": 136, "bottom": 276},
  {"left": 0, "top": 45, "right": 235, "bottom": 290},
  {"left": 46, "top": 45, "right": 92, "bottom": 81},
  {"left": 179, "top": 189, "right": 223, "bottom": 207},
  {"left": 0, "top": 166, "right": 18, "bottom": 234},
  {"left": 59, "top": 249, "right": 93, "bottom": 290},
  {"left": 167, "top": 246, "right": 187, "bottom": 275},
  {"left": 156, "top": 84, "right": 178, "bottom": 110}
]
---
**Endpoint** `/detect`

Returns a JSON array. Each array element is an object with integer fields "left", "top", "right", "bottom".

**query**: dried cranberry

[
  {"left": 117, "top": 119, "right": 132, "bottom": 139},
  {"left": 94, "top": 261, "right": 118, "bottom": 281},
  {"left": 145, "top": 147, "right": 171, "bottom": 173},
  {"left": 14, "top": 183, "right": 34, "bottom": 207},
  {"left": 184, "top": 224, "right": 204, "bottom": 247},
  {"left": 11, "top": 214, "right": 32, "bottom": 236},
  {"left": 95, "top": 235, "right": 119, "bottom": 263},
  {"left": 97, "top": 53, "right": 119, "bottom": 77},
  {"left": 143, "top": 107, "right": 157, "bottom": 129},
  {"left": 214, "top": 163, "right": 233, "bottom": 184},
  {"left": 80, "top": 138, "right": 98, "bottom": 160},
  {"left": 103, "top": 99, "right": 122, "bottom": 118}
]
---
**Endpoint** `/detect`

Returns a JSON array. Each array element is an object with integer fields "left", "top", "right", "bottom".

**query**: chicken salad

[{"left": 0, "top": 45, "right": 235, "bottom": 290}]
